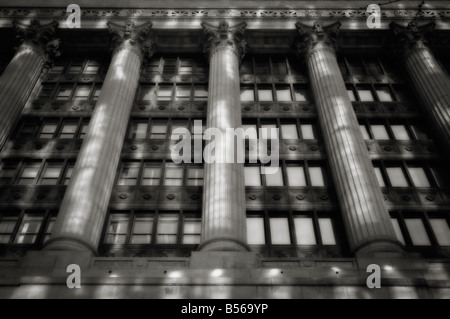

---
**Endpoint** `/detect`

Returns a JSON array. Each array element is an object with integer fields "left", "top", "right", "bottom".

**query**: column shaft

[{"left": 45, "top": 47, "right": 142, "bottom": 254}]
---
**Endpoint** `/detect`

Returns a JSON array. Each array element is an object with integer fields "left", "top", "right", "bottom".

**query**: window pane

[
  {"left": 183, "top": 218, "right": 201, "bottom": 244},
  {"left": 270, "top": 218, "right": 291, "bottom": 244},
  {"left": 164, "top": 165, "right": 183, "bottom": 186},
  {"left": 347, "top": 59, "right": 364, "bottom": 74},
  {"left": 56, "top": 86, "right": 72, "bottom": 100},
  {"left": 294, "top": 87, "right": 308, "bottom": 101},
  {"left": 376, "top": 87, "right": 393, "bottom": 102},
  {"left": 157, "top": 215, "right": 178, "bottom": 244},
  {"left": 105, "top": 215, "right": 128, "bottom": 244},
  {"left": 17, "top": 122, "right": 39, "bottom": 138},
  {"left": 347, "top": 89, "right": 356, "bottom": 101},
  {"left": 301, "top": 124, "right": 315, "bottom": 139},
  {"left": 374, "top": 167, "right": 385, "bottom": 187},
  {"left": 60, "top": 123, "right": 78, "bottom": 139},
  {"left": 272, "top": 60, "right": 287, "bottom": 75},
  {"left": 386, "top": 167, "right": 408, "bottom": 187},
  {"left": 15, "top": 215, "right": 43, "bottom": 244},
  {"left": 0, "top": 216, "right": 18, "bottom": 243},
  {"left": 244, "top": 167, "right": 261, "bottom": 186},
  {"left": 139, "top": 86, "right": 156, "bottom": 100},
  {"left": 40, "top": 124, "right": 57, "bottom": 138},
  {"left": 64, "top": 166, "right": 73, "bottom": 185},
  {"left": 142, "top": 166, "right": 161, "bottom": 186},
  {"left": 407, "top": 167, "right": 430, "bottom": 187},
  {"left": 131, "top": 216, "right": 153, "bottom": 244},
  {"left": 294, "top": 217, "right": 316, "bottom": 245},
  {"left": 365, "top": 59, "right": 381, "bottom": 76},
  {"left": 281, "top": 124, "right": 298, "bottom": 139},
  {"left": 309, "top": 166, "right": 325, "bottom": 187},
  {"left": 150, "top": 123, "right": 167, "bottom": 138},
  {"left": 260, "top": 124, "right": 278, "bottom": 139},
  {"left": 240, "top": 88, "right": 254, "bottom": 101},
  {"left": 258, "top": 89, "right": 273, "bottom": 101},
  {"left": 318, "top": 218, "right": 336, "bottom": 245},
  {"left": 176, "top": 85, "right": 191, "bottom": 100},
  {"left": 130, "top": 122, "right": 147, "bottom": 139},
  {"left": 18, "top": 163, "right": 40, "bottom": 185},
  {"left": 358, "top": 89, "right": 374, "bottom": 101},
  {"left": 41, "top": 163, "right": 62, "bottom": 185},
  {"left": 371, "top": 125, "right": 389, "bottom": 140},
  {"left": 157, "top": 86, "right": 172, "bottom": 100},
  {"left": 286, "top": 166, "right": 306, "bottom": 186},
  {"left": 391, "top": 125, "right": 410, "bottom": 140},
  {"left": 73, "top": 85, "right": 91, "bottom": 100},
  {"left": 79, "top": 123, "right": 89, "bottom": 138},
  {"left": 429, "top": 219, "right": 450, "bottom": 246},
  {"left": 187, "top": 168, "right": 203, "bottom": 186},
  {"left": 405, "top": 219, "right": 431, "bottom": 246},
  {"left": 117, "top": 163, "right": 139, "bottom": 186},
  {"left": 0, "top": 163, "right": 17, "bottom": 184},
  {"left": 246, "top": 218, "right": 265, "bottom": 244},
  {"left": 265, "top": 168, "right": 283, "bottom": 186},
  {"left": 194, "top": 86, "right": 208, "bottom": 100},
  {"left": 391, "top": 218, "right": 405, "bottom": 245},
  {"left": 359, "top": 124, "right": 370, "bottom": 139},
  {"left": 276, "top": 87, "right": 292, "bottom": 101}
]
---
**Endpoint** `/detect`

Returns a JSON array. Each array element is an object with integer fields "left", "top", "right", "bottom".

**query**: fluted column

[
  {"left": 296, "top": 21, "right": 402, "bottom": 254},
  {"left": 44, "top": 21, "right": 154, "bottom": 254},
  {"left": 198, "top": 20, "right": 249, "bottom": 252},
  {"left": 391, "top": 21, "right": 450, "bottom": 153},
  {"left": 0, "top": 19, "right": 59, "bottom": 150}
]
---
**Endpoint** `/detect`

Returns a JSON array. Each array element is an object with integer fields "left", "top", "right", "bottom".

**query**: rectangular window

[
  {"left": 92, "top": 87, "right": 101, "bottom": 100},
  {"left": 38, "top": 85, "right": 55, "bottom": 99},
  {"left": 157, "top": 85, "right": 173, "bottom": 101},
  {"left": 43, "top": 216, "right": 56, "bottom": 243},
  {"left": 131, "top": 215, "right": 153, "bottom": 244},
  {"left": 294, "top": 86, "right": 308, "bottom": 102},
  {"left": 270, "top": 217, "right": 291, "bottom": 244},
  {"left": 371, "top": 124, "right": 389, "bottom": 140},
  {"left": 105, "top": 214, "right": 129, "bottom": 244},
  {"left": 59, "top": 121, "right": 78, "bottom": 139},
  {"left": 265, "top": 168, "right": 283, "bottom": 186},
  {"left": 258, "top": 88, "right": 273, "bottom": 101},
  {"left": 139, "top": 86, "right": 156, "bottom": 101},
  {"left": 309, "top": 166, "right": 325, "bottom": 187},
  {"left": 183, "top": 217, "right": 201, "bottom": 244},
  {"left": 187, "top": 167, "right": 203, "bottom": 186},
  {"left": 176, "top": 85, "right": 191, "bottom": 100},
  {"left": 374, "top": 167, "right": 386, "bottom": 187},
  {"left": 405, "top": 218, "right": 431, "bottom": 246},
  {"left": 240, "top": 87, "right": 255, "bottom": 101},
  {"left": 56, "top": 86, "right": 73, "bottom": 100},
  {"left": 79, "top": 123, "right": 89, "bottom": 139},
  {"left": 281, "top": 124, "right": 298, "bottom": 139},
  {"left": 15, "top": 214, "right": 43, "bottom": 244},
  {"left": 157, "top": 214, "right": 178, "bottom": 244},
  {"left": 129, "top": 122, "right": 148, "bottom": 139},
  {"left": 164, "top": 164, "right": 183, "bottom": 186},
  {"left": 255, "top": 59, "right": 270, "bottom": 74},
  {"left": 142, "top": 164, "right": 161, "bottom": 186},
  {"left": 347, "top": 88, "right": 356, "bottom": 102},
  {"left": 286, "top": 166, "right": 306, "bottom": 186},
  {"left": 194, "top": 86, "right": 208, "bottom": 100},
  {"left": 318, "top": 218, "right": 336, "bottom": 245},
  {"left": 347, "top": 59, "right": 364, "bottom": 75},
  {"left": 246, "top": 217, "right": 265, "bottom": 244},
  {"left": 40, "top": 162, "right": 62, "bottom": 185},
  {"left": 358, "top": 88, "right": 375, "bottom": 102},
  {"left": 386, "top": 167, "right": 409, "bottom": 187},
  {"left": 359, "top": 124, "right": 370, "bottom": 140},
  {"left": 300, "top": 124, "right": 315, "bottom": 139},
  {"left": 391, "top": 125, "right": 410, "bottom": 140},
  {"left": 39, "top": 123, "right": 58, "bottom": 139},
  {"left": 0, "top": 162, "right": 18, "bottom": 184},
  {"left": 407, "top": 166, "right": 430, "bottom": 187},
  {"left": 272, "top": 59, "right": 287, "bottom": 75},
  {"left": 73, "top": 85, "right": 91, "bottom": 100},
  {"left": 0, "top": 215, "right": 18, "bottom": 243},
  {"left": 391, "top": 218, "right": 406, "bottom": 245},
  {"left": 376, "top": 86, "right": 393, "bottom": 102},
  {"left": 117, "top": 162, "right": 139, "bottom": 186},
  {"left": 260, "top": 124, "right": 278, "bottom": 139},
  {"left": 276, "top": 86, "right": 292, "bottom": 101},
  {"left": 17, "top": 122, "right": 39, "bottom": 138},
  {"left": 429, "top": 219, "right": 450, "bottom": 246},
  {"left": 84, "top": 60, "right": 100, "bottom": 74},
  {"left": 18, "top": 162, "right": 41, "bottom": 185},
  {"left": 244, "top": 166, "right": 261, "bottom": 186},
  {"left": 294, "top": 217, "right": 316, "bottom": 245},
  {"left": 63, "top": 165, "right": 73, "bottom": 186},
  {"left": 364, "top": 59, "right": 382, "bottom": 76},
  {"left": 150, "top": 121, "right": 167, "bottom": 139}
]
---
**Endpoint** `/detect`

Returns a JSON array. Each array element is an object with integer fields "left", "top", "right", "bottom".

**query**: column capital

[
  {"left": 107, "top": 20, "right": 154, "bottom": 63},
  {"left": 201, "top": 20, "right": 247, "bottom": 62},
  {"left": 390, "top": 21, "right": 435, "bottom": 56},
  {"left": 13, "top": 19, "right": 60, "bottom": 68},
  {"left": 295, "top": 21, "right": 341, "bottom": 57}
]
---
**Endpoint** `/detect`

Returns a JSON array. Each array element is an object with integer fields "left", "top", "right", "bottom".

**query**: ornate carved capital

[
  {"left": 107, "top": 20, "right": 154, "bottom": 63},
  {"left": 295, "top": 21, "right": 341, "bottom": 57},
  {"left": 13, "top": 19, "right": 60, "bottom": 68},
  {"left": 390, "top": 21, "right": 435, "bottom": 56},
  {"left": 201, "top": 20, "right": 247, "bottom": 62}
]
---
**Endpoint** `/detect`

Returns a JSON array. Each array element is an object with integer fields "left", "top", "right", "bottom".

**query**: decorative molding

[
  {"left": 107, "top": 20, "right": 154, "bottom": 63},
  {"left": 295, "top": 21, "right": 341, "bottom": 57},
  {"left": 201, "top": 20, "right": 247, "bottom": 61},
  {"left": 390, "top": 21, "right": 436, "bottom": 56},
  {"left": 13, "top": 19, "right": 60, "bottom": 68}
]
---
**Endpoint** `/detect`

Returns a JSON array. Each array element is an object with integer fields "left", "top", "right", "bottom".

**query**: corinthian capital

[
  {"left": 13, "top": 19, "right": 60, "bottom": 68},
  {"left": 390, "top": 21, "right": 435, "bottom": 56},
  {"left": 295, "top": 21, "right": 341, "bottom": 57},
  {"left": 107, "top": 20, "right": 154, "bottom": 62},
  {"left": 201, "top": 20, "right": 247, "bottom": 62}
]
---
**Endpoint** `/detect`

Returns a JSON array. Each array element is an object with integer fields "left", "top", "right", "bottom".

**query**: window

[
  {"left": 63, "top": 165, "right": 73, "bottom": 186},
  {"left": 131, "top": 214, "right": 153, "bottom": 244},
  {"left": 0, "top": 215, "right": 18, "bottom": 243},
  {"left": 15, "top": 214, "right": 43, "bottom": 244},
  {"left": 309, "top": 166, "right": 326, "bottom": 187},
  {"left": 129, "top": 122, "right": 148, "bottom": 139},
  {"left": 391, "top": 125, "right": 410, "bottom": 140},
  {"left": 276, "top": 86, "right": 292, "bottom": 101},
  {"left": 364, "top": 59, "right": 382, "bottom": 76},
  {"left": 17, "top": 162, "right": 41, "bottom": 185},
  {"left": 270, "top": 217, "right": 291, "bottom": 244},
  {"left": 405, "top": 218, "right": 431, "bottom": 246},
  {"left": 300, "top": 124, "right": 315, "bottom": 139},
  {"left": 39, "top": 122, "right": 58, "bottom": 138},
  {"left": 17, "top": 121, "right": 39, "bottom": 138},
  {"left": 187, "top": 167, "right": 204, "bottom": 186},
  {"left": 371, "top": 124, "right": 389, "bottom": 140},
  {"left": 117, "top": 162, "right": 139, "bottom": 186},
  {"left": 183, "top": 216, "right": 201, "bottom": 244},
  {"left": 318, "top": 218, "right": 337, "bottom": 245},
  {"left": 164, "top": 164, "right": 183, "bottom": 186},
  {"left": 407, "top": 166, "right": 430, "bottom": 187},
  {"left": 294, "top": 86, "right": 308, "bottom": 102},
  {"left": 244, "top": 166, "right": 261, "bottom": 186},
  {"left": 0, "top": 162, "right": 18, "bottom": 184},
  {"left": 391, "top": 218, "right": 406, "bottom": 245},
  {"left": 373, "top": 167, "right": 386, "bottom": 187},
  {"left": 142, "top": 163, "right": 161, "bottom": 186},
  {"left": 40, "top": 162, "right": 62, "bottom": 185},
  {"left": 176, "top": 85, "right": 191, "bottom": 100},
  {"left": 240, "top": 87, "right": 255, "bottom": 101},
  {"left": 246, "top": 217, "right": 265, "bottom": 244},
  {"left": 150, "top": 121, "right": 167, "bottom": 139},
  {"left": 347, "top": 58, "right": 364, "bottom": 75},
  {"left": 386, "top": 167, "right": 408, "bottom": 187},
  {"left": 376, "top": 86, "right": 393, "bottom": 102},
  {"left": 429, "top": 218, "right": 450, "bottom": 246},
  {"left": 281, "top": 124, "right": 298, "bottom": 139},
  {"left": 265, "top": 168, "right": 283, "bottom": 186},
  {"left": 359, "top": 124, "right": 370, "bottom": 139},
  {"left": 347, "top": 88, "right": 356, "bottom": 102},
  {"left": 56, "top": 85, "right": 73, "bottom": 100},
  {"left": 59, "top": 121, "right": 79, "bottom": 139},
  {"left": 157, "top": 85, "right": 173, "bottom": 101},
  {"left": 73, "top": 85, "right": 91, "bottom": 100},
  {"left": 139, "top": 86, "right": 156, "bottom": 100},
  {"left": 357, "top": 87, "right": 374, "bottom": 101},
  {"left": 194, "top": 86, "right": 208, "bottom": 100},
  {"left": 157, "top": 214, "right": 178, "bottom": 244},
  {"left": 294, "top": 217, "right": 316, "bottom": 245},
  {"left": 105, "top": 214, "right": 129, "bottom": 244},
  {"left": 258, "top": 87, "right": 273, "bottom": 101},
  {"left": 286, "top": 166, "right": 306, "bottom": 186}
]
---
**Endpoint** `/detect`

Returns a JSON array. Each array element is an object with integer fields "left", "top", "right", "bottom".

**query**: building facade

[{"left": 0, "top": 0, "right": 450, "bottom": 298}]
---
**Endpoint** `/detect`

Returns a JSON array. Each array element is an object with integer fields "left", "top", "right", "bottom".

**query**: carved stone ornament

[
  {"left": 107, "top": 20, "right": 154, "bottom": 63},
  {"left": 13, "top": 19, "right": 60, "bottom": 68},
  {"left": 295, "top": 20, "right": 341, "bottom": 57},
  {"left": 390, "top": 21, "right": 435, "bottom": 56},
  {"left": 201, "top": 20, "right": 247, "bottom": 62}
]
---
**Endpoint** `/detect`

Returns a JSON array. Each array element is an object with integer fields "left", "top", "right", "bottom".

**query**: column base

[
  {"left": 353, "top": 239, "right": 404, "bottom": 256},
  {"left": 190, "top": 251, "right": 258, "bottom": 269},
  {"left": 43, "top": 237, "right": 97, "bottom": 256},
  {"left": 197, "top": 237, "right": 250, "bottom": 252}
]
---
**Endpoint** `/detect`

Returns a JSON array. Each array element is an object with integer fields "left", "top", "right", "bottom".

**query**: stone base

[{"left": 189, "top": 251, "right": 258, "bottom": 269}]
